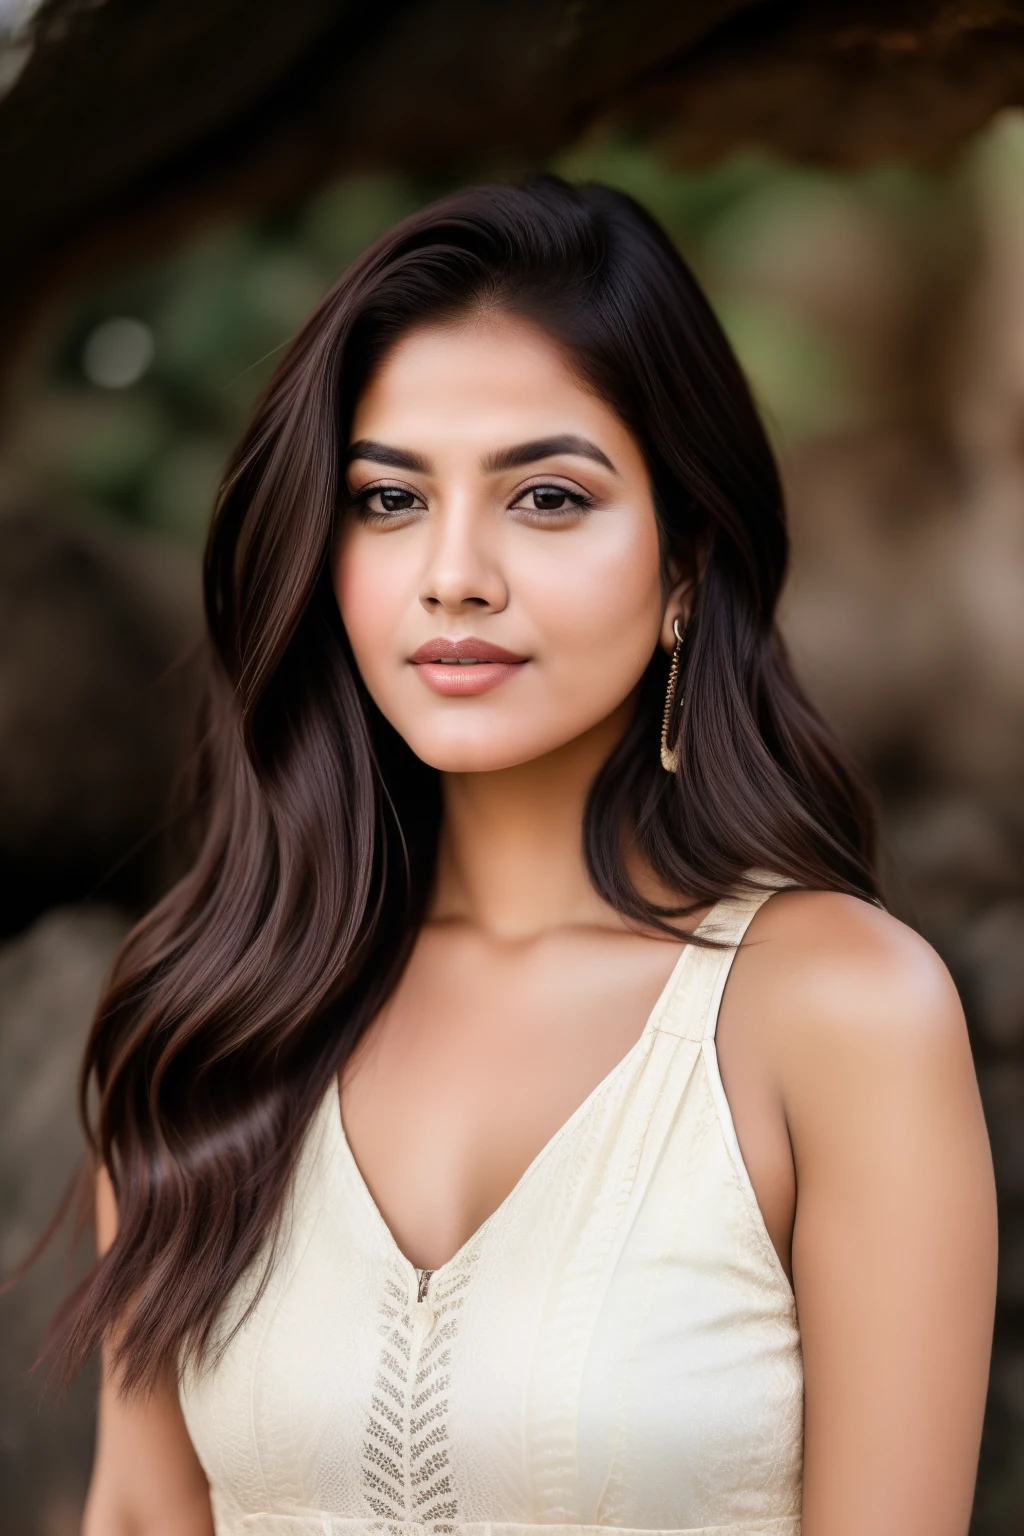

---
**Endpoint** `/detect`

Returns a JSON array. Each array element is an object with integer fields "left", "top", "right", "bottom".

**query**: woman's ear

[{"left": 660, "top": 540, "right": 705, "bottom": 653}]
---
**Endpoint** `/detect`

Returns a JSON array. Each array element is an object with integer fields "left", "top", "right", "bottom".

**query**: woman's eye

[
  {"left": 516, "top": 484, "right": 590, "bottom": 516},
  {"left": 371, "top": 487, "right": 417, "bottom": 513},
  {"left": 351, "top": 485, "right": 421, "bottom": 521}
]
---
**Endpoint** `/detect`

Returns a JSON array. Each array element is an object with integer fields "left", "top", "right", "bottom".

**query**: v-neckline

[{"left": 326, "top": 915, "right": 717, "bottom": 1292}]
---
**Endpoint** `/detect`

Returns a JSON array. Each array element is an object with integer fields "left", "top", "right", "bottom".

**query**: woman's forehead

[{"left": 349, "top": 316, "right": 644, "bottom": 472}]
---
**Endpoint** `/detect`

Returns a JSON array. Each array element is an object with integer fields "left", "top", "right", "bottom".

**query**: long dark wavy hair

[{"left": 53, "top": 173, "right": 877, "bottom": 1394}]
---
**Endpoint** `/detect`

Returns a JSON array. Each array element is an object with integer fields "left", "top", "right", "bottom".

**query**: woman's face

[{"left": 333, "top": 310, "right": 675, "bottom": 774}]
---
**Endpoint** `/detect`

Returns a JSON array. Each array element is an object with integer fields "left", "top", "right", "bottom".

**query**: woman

[{"left": 68, "top": 175, "right": 996, "bottom": 1534}]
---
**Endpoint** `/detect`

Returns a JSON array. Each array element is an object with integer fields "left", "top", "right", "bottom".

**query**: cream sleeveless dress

[{"left": 180, "top": 880, "right": 803, "bottom": 1535}]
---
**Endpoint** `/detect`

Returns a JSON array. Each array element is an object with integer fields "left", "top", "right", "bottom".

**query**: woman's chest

[
  {"left": 181, "top": 1053, "right": 803, "bottom": 1533},
  {"left": 339, "top": 932, "right": 690, "bottom": 1275}
]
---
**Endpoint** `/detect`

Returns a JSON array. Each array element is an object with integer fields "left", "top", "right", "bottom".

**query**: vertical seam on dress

[
  {"left": 593, "top": 1031, "right": 702, "bottom": 1523},
  {"left": 522, "top": 1064, "right": 648, "bottom": 1518},
  {"left": 245, "top": 1113, "right": 331, "bottom": 1510}
]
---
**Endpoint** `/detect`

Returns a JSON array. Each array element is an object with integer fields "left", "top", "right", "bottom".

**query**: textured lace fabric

[{"left": 180, "top": 878, "right": 804, "bottom": 1535}]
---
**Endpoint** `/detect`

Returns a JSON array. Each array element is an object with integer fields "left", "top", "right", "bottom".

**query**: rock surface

[
  {"left": 3, "top": 3, "right": 1024, "bottom": 358},
  {"left": 0, "top": 492, "right": 202, "bottom": 938},
  {"left": 0, "top": 905, "right": 130, "bottom": 1536}
]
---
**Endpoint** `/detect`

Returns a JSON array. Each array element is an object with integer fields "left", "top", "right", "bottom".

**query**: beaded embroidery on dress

[
  {"left": 360, "top": 1253, "right": 478, "bottom": 1525},
  {"left": 180, "top": 875, "right": 804, "bottom": 1535}
]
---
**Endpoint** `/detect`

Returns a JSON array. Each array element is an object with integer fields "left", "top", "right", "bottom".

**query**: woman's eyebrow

[
  {"left": 345, "top": 433, "right": 618, "bottom": 476},
  {"left": 482, "top": 435, "right": 618, "bottom": 474},
  {"left": 346, "top": 439, "right": 432, "bottom": 471}
]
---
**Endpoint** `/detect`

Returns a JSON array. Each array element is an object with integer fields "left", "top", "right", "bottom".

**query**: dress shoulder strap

[{"left": 658, "top": 869, "right": 795, "bottom": 1044}]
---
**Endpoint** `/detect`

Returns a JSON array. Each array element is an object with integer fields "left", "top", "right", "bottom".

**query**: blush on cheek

[
  {"left": 332, "top": 543, "right": 383, "bottom": 654},
  {"left": 531, "top": 549, "right": 661, "bottom": 667},
  {"left": 331, "top": 539, "right": 423, "bottom": 732},
  {"left": 331, "top": 524, "right": 361, "bottom": 607}
]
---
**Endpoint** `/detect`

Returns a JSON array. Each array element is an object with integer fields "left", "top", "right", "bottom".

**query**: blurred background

[{"left": 2, "top": 2, "right": 1024, "bottom": 1532}]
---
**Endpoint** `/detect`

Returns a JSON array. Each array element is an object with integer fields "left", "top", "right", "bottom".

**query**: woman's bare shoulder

[
  {"left": 741, "top": 890, "right": 996, "bottom": 1531},
  {"left": 724, "top": 885, "right": 981, "bottom": 1159},
  {"left": 739, "top": 885, "right": 967, "bottom": 1066}
]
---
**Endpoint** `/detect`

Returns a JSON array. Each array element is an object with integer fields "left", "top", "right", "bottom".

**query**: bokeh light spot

[{"left": 81, "top": 317, "right": 155, "bottom": 389}]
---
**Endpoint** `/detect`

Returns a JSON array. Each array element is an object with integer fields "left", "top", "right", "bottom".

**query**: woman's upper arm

[
  {"left": 771, "top": 895, "right": 997, "bottom": 1536},
  {"left": 84, "top": 1166, "right": 215, "bottom": 1536}
]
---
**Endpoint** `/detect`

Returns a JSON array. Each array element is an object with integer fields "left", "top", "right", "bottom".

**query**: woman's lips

[{"left": 409, "top": 636, "right": 528, "bottom": 697}]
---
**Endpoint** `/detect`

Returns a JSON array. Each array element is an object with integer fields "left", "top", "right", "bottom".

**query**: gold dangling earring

[{"left": 659, "top": 615, "right": 686, "bottom": 773}]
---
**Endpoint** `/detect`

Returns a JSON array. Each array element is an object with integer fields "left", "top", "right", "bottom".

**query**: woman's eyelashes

[
  {"left": 511, "top": 482, "right": 593, "bottom": 521},
  {"left": 349, "top": 484, "right": 423, "bottom": 523},
  {"left": 347, "top": 479, "right": 595, "bottom": 526}
]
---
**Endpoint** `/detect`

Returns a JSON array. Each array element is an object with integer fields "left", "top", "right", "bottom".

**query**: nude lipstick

[{"left": 409, "top": 636, "right": 528, "bottom": 696}]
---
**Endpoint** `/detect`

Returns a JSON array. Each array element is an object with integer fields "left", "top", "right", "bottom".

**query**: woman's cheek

[
  {"left": 334, "top": 542, "right": 400, "bottom": 672},
  {"left": 515, "top": 537, "right": 660, "bottom": 672}
]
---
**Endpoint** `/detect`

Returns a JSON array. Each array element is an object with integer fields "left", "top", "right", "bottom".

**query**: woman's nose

[{"left": 417, "top": 501, "right": 508, "bottom": 616}]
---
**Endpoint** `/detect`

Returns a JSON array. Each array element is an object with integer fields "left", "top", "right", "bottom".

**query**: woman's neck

[{"left": 429, "top": 700, "right": 634, "bottom": 943}]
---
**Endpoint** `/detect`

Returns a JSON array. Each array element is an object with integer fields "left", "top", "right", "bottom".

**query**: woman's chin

[{"left": 402, "top": 727, "right": 561, "bottom": 776}]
